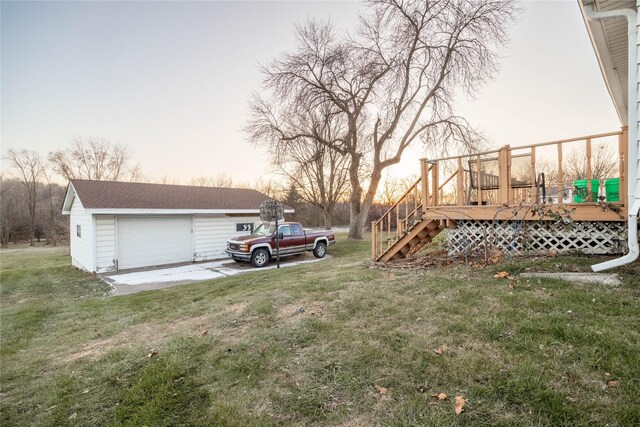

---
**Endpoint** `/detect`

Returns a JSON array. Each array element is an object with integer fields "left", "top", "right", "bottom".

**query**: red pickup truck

[{"left": 225, "top": 222, "right": 336, "bottom": 267}]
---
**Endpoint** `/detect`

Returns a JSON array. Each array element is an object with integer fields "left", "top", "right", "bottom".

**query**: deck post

[
  {"left": 371, "top": 221, "right": 377, "bottom": 260},
  {"left": 498, "top": 145, "right": 510, "bottom": 205},
  {"left": 431, "top": 161, "right": 439, "bottom": 206},
  {"left": 457, "top": 157, "right": 464, "bottom": 206},
  {"left": 557, "top": 143, "right": 564, "bottom": 206},
  {"left": 421, "top": 159, "right": 429, "bottom": 208},
  {"left": 476, "top": 154, "right": 483, "bottom": 205},
  {"left": 619, "top": 126, "right": 628, "bottom": 205},
  {"left": 586, "top": 138, "right": 592, "bottom": 202},
  {"left": 531, "top": 147, "right": 537, "bottom": 203}
]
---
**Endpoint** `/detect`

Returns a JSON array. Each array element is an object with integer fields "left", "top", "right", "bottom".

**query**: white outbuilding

[{"left": 61, "top": 179, "right": 293, "bottom": 273}]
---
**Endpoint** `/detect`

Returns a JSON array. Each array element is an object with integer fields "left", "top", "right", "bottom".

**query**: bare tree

[
  {"left": 41, "top": 169, "right": 60, "bottom": 246},
  {"left": 248, "top": 0, "right": 516, "bottom": 239},
  {"left": 5, "top": 149, "right": 46, "bottom": 246},
  {"left": 189, "top": 174, "right": 234, "bottom": 187},
  {"left": 565, "top": 144, "right": 618, "bottom": 181},
  {"left": 266, "top": 104, "right": 350, "bottom": 228},
  {"left": 0, "top": 176, "right": 28, "bottom": 247},
  {"left": 281, "top": 143, "right": 349, "bottom": 229},
  {"left": 49, "top": 136, "right": 138, "bottom": 181}
]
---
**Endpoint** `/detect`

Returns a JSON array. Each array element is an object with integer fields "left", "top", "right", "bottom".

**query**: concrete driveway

[{"left": 101, "top": 253, "right": 329, "bottom": 295}]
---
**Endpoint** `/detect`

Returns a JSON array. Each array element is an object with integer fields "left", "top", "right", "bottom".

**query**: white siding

[
  {"left": 95, "top": 216, "right": 116, "bottom": 273},
  {"left": 69, "top": 196, "right": 94, "bottom": 272},
  {"left": 117, "top": 216, "right": 193, "bottom": 270},
  {"left": 194, "top": 215, "right": 261, "bottom": 261}
]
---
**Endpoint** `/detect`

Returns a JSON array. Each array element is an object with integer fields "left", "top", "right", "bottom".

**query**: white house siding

[
  {"left": 69, "top": 197, "right": 94, "bottom": 272},
  {"left": 95, "top": 216, "right": 116, "bottom": 273},
  {"left": 636, "top": 8, "right": 640, "bottom": 207},
  {"left": 193, "top": 215, "right": 261, "bottom": 261}
]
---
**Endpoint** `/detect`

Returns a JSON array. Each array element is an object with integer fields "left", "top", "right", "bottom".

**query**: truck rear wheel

[
  {"left": 251, "top": 248, "right": 270, "bottom": 268},
  {"left": 313, "top": 242, "right": 327, "bottom": 258}
]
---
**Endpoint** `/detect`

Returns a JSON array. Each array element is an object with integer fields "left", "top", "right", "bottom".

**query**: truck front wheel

[
  {"left": 313, "top": 242, "right": 327, "bottom": 258},
  {"left": 251, "top": 248, "right": 270, "bottom": 268}
]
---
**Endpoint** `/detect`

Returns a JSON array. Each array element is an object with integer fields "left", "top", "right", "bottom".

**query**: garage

[
  {"left": 117, "top": 217, "right": 193, "bottom": 270},
  {"left": 62, "top": 179, "right": 294, "bottom": 273}
]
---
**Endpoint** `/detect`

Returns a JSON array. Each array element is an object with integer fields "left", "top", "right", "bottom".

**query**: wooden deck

[{"left": 372, "top": 129, "right": 629, "bottom": 261}]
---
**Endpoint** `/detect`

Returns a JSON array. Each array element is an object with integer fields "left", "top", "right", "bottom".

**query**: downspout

[{"left": 584, "top": 3, "right": 640, "bottom": 272}]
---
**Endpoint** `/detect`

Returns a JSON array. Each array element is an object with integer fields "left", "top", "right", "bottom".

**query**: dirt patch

[
  {"left": 276, "top": 301, "right": 326, "bottom": 325},
  {"left": 61, "top": 314, "right": 214, "bottom": 363},
  {"left": 223, "top": 301, "right": 249, "bottom": 315}
]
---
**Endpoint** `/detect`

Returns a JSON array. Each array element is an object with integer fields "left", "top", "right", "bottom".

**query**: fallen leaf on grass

[
  {"left": 508, "top": 283, "right": 515, "bottom": 289},
  {"left": 201, "top": 329, "right": 208, "bottom": 336},
  {"left": 431, "top": 392, "right": 447, "bottom": 400},
  {"left": 490, "top": 250, "right": 501, "bottom": 264},
  {"left": 547, "top": 250, "right": 557, "bottom": 258},
  {"left": 434, "top": 347, "right": 445, "bottom": 355},
  {"left": 147, "top": 349, "right": 158, "bottom": 358},
  {"left": 494, "top": 271, "right": 509, "bottom": 279},
  {"left": 606, "top": 380, "right": 621, "bottom": 388},
  {"left": 374, "top": 384, "right": 388, "bottom": 395},
  {"left": 454, "top": 396, "right": 466, "bottom": 415}
]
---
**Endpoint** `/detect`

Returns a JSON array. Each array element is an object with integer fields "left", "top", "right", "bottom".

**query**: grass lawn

[{"left": 1, "top": 236, "right": 639, "bottom": 426}]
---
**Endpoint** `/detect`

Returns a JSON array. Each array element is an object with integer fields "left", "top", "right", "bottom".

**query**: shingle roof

[{"left": 69, "top": 179, "right": 287, "bottom": 211}]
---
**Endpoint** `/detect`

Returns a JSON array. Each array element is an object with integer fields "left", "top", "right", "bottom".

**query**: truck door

[
  {"left": 291, "top": 223, "right": 306, "bottom": 251},
  {"left": 277, "top": 225, "right": 295, "bottom": 255}
]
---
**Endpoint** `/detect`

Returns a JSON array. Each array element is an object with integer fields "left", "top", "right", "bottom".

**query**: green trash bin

[
  {"left": 605, "top": 178, "right": 620, "bottom": 202},
  {"left": 573, "top": 179, "right": 599, "bottom": 203}
]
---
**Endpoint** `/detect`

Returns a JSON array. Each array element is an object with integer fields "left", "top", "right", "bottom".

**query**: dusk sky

[{"left": 1, "top": 0, "right": 620, "bottom": 185}]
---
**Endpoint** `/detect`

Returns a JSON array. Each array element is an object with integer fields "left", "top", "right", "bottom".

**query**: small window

[
  {"left": 279, "top": 225, "right": 292, "bottom": 237},
  {"left": 292, "top": 224, "right": 303, "bottom": 236},
  {"left": 76, "top": 225, "right": 81, "bottom": 238}
]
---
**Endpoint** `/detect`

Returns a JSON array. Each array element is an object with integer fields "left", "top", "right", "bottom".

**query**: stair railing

[{"left": 371, "top": 169, "right": 430, "bottom": 261}]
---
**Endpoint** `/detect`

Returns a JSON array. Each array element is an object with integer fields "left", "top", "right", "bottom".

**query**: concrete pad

[
  {"left": 102, "top": 253, "right": 330, "bottom": 295},
  {"left": 520, "top": 272, "right": 622, "bottom": 286}
]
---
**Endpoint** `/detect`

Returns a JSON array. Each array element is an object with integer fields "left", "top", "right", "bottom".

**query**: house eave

[
  {"left": 61, "top": 182, "right": 77, "bottom": 215},
  {"left": 578, "top": 0, "right": 635, "bottom": 125}
]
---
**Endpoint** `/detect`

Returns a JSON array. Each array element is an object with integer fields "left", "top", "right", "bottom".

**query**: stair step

[{"left": 377, "top": 218, "right": 450, "bottom": 262}]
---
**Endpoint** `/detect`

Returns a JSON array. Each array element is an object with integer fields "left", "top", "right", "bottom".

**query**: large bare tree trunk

[
  {"left": 322, "top": 209, "right": 333, "bottom": 230},
  {"left": 347, "top": 161, "right": 383, "bottom": 240}
]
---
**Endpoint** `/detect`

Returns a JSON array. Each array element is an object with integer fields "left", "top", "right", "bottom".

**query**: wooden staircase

[
  {"left": 377, "top": 218, "right": 455, "bottom": 262},
  {"left": 371, "top": 173, "right": 456, "bottom": 262}
]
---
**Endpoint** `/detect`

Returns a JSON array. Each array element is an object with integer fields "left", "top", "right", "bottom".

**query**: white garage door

[{"left": 117, "top": 217, "right": 193, "bottom": 270}]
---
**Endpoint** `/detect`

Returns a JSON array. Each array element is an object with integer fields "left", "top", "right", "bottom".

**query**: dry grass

[{"left": 1, "top": 238, "right": 639, "bottom": 426}]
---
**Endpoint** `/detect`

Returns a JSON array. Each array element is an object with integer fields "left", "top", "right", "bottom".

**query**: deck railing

[{"left": 371, "top": 128, "right": 628, "bottom": 260}]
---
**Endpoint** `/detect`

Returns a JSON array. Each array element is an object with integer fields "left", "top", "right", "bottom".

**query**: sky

[{"left": 1, "top": 0, "right": 620, "bottom": 185}]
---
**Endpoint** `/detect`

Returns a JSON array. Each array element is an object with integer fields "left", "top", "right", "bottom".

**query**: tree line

[
  {"left": 2, "top": 136, "right": 364, "bottom": 247},
  {"left": 2, "top": 137, "right": 144, "bottom": 247}
]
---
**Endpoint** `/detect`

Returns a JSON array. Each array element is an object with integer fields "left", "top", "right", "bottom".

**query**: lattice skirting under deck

[{"left": 446, "top": 220, "right": 629, "bottom": 256}]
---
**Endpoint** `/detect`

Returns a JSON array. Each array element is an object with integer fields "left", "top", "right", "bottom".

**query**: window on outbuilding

[{"left": 76, "top": 225, "right": 81, "bottom": 238}]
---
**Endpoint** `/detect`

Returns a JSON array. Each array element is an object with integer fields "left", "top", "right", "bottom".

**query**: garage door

[{"left": 117, "top": 217, "right": 193, "bottom": 270}]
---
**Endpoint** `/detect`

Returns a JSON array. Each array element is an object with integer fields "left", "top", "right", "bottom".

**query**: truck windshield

[{"left": 252, "top": 223, "right": 276, "bottom": 236}]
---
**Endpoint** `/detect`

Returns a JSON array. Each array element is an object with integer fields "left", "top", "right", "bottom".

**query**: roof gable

[{"left": 64, "top": 179, "right": 289, "bottom": 212}]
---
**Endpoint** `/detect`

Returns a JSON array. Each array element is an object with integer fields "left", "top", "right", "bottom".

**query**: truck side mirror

[{"left": 277, "top": 232, "right": 284, "bottom": 240}]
